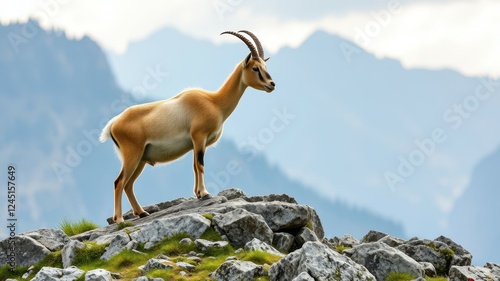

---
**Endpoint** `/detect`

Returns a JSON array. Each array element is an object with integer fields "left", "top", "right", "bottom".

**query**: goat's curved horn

[
  {"left": 238, "top": 30, "right": 264, "bottom": 58},
  {"left": 221, "top": 31, "right": 259, "bottom": 59}
]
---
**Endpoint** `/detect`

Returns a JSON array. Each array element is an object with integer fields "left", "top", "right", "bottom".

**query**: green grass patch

[
  {"left": 60, "top": 218, "right": 99, "bottom": 236},
  {"left": 237, "top": 250, "right": 282, "bottom": 265},
  {"left": 0, "top": 264, "right": 30, "bottom": 280},
  {"left": 117, "top": 221, "right": 135, "bottom": 230},
  {"left": 425, "top": 277, "right": 448, "bottom": 281},
  {"left": 202, "top": 213, "right": 214, "bottom": 222},
  {"left": 335, "top": 245, "right": 351, "bottom": 254},
  {"left": 385, "top": 272, "right": 417, "bottom": 281},
  {"left": 72, "top": 242, "right": 107, "bottom": 268},
  {"left": 199, "top": 228, "right": 223, "bottom": 242}
]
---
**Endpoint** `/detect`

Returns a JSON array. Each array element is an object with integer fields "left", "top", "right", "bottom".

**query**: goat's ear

[
  {"left": 264, "top": 57, "right": 270, "bottom": 62},
  {"left": 244, "top": 53, "right": 252, "bottom": 67}
]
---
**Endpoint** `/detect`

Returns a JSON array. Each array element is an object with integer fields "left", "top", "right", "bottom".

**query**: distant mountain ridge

[{"left": 0, "top": 20, "right": 404, "bottom": 243}]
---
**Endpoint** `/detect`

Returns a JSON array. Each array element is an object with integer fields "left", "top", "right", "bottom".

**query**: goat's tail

[{"left": 99, "top": 115, "right": 120, "bottom": 143}]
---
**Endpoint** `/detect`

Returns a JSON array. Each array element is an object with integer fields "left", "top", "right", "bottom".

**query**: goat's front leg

[{"left": 191, "top": 134, "right": 211, "bottom": 200}]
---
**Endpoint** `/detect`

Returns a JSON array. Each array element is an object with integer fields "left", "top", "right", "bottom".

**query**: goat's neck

[{"left": 213, "top": 64, "right": 247, "bottom": 120}]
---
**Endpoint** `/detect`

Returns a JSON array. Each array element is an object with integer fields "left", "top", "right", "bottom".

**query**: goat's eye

[{"left": 252, "top": 66, "right": 259, "bottom": 72}]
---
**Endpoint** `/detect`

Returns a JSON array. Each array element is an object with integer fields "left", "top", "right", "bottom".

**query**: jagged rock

[
  {"left": 334, "top": 234, "right": 360, "bottom": 248},
  {"left": 23, "top": 228, "right": 70, "bottom": 251},
  {"left": 217, "top": 188, "right": 247, "bottom": 200},
  {"left": 360, "top": 230, "right": 388, "bottom": 243},
  {"left": 22, "top": 265, "right": 35, "bottom": 279},
  {"left": 213, "top": 208, "right": 273, "bottom": 247},
  {"left": 85, "top": 269, "right": 112, "bottom": 281},
  {"left": 156, "top": 197, "right": 189, "bottom": 211},
  {"left": 179, "top": 238, "right": 193, "bottom": 245},
  {"left": 0, "top": 235, "right": 52, "bottom": 268},
  {"left": 211, "top": 260, "right": 265, "bottom": 281},
  {"left": 294, "top": 227, "right": 319, "bottom": 248},
  {"left": 226, "top": 256, "right": 238, "bottom": 261},
  {"left": 292, "top": 272, "right": 315, "bottom": 281},
  {"left": 62, "top": 239, "right": 85, "bottom": 269},
  {"left": 304, "top": 205, "right": 324, "bottom": 239},
  {"left": 379, "top": 235, "right": 405, "bottom": 247},
  {"left": 244, "top": 238, "right": 284, "bottom": 257},
  {"left": 176, "top": 261, "right": 196, "bottom": 271},
  {"left": 237, "top": 202, "right": 321, "bottom": 237},
  {"left": 397, "top": 238, "right": 453, "bottom": 275},
  {"left": 141, "top": 258, "right": 175, "bottom": 273},
  {"left": 100, "top": 233, "right": 131, "bottom": 261},
  {"left": 345, "top": 241, "right": 424, "bottom": 281},
  {"left": 486, "top": 262, "right": 500, "bottom": 276},
  {"left": 434, "top": 235, "right": 472, "bottom": 267},
  {"left": 187, "top": 256, "right": 202, "bottom": 263},
  {"left": 194, "top": 239, "right": 229, "bottom": 250},
  {"left": 420, "top": 262, "right": 437, "bottom": 277},
  {"left": 30, "top": 266, "right": 84, "bottom": 281},
  {"left": 106, "top": 204, "right": 160, "bottom": 224},
  {"left": 243, "top": 194, "right": 297, "bottom": 204},
  {"left": 129, "top": 213, "right": 211, "bottom": 247},
  {"left": 272, "top": 232, "right": 295, "bottom": 253},
  {"left": 269, "top": 241, "right": 375, "bottom": 281},
  {"left": 449, "top": 265, "right": 500, "bottom": 281}
]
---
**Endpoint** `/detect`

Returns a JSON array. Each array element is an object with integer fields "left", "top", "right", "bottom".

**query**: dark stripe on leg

[
  {"left": 197, "top": 150, "right": 204, "bottom": 166},
  {"left": 110, "top": 131, "right": 120, "bottom": 149}
]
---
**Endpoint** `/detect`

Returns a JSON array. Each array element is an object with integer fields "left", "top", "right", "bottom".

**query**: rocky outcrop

[
  {"left": 449, "top": 263, "right": 500, "bottom": 281},
  {"left": 211, "top": 260, "right": 265, "bottom": 281},
  {"left": 0, "top": 190, "right": 496, "bottom": 281},
  {"left": 30, "top": 266, "right": 84, "bottom": 281},
  {"left": 213, "top": 208, "right": 273, "bottom": 247},
  {"left": 269, "top": 241, "right": 376, "bottom": 281},
  {"left": 344, "top": 241, "right": 424, "bottom": 281}
]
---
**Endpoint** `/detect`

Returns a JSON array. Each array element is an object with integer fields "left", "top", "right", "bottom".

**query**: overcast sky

[{"left": 1, "top": 0, "right": 499, "bottom": 77}]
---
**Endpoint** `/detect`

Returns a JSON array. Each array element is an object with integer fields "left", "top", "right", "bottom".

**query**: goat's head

[{"left": 221, "top": 30, "right": 276, "bottom": 93}]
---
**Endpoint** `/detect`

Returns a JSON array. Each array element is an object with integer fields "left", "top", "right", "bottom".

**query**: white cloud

[{"left": 0, "top": 1, "right": 498, "bottom": 76}]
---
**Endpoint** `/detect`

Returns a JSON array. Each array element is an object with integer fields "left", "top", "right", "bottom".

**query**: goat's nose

[{"left": 270, "top": 81, "right": 276, "bottom": 87}]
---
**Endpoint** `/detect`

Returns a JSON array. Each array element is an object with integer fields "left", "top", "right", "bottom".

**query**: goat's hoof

[
  {"left": 200, "top": 194, "right": 212, "bottom": 200},
  {"left": 139, "top": 211, "right": 150, "bottom": 218}
]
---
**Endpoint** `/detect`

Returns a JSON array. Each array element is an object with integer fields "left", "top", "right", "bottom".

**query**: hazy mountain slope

[
  {"left": 0, "top": 21, "right": 404, "bottom": 240},
  {"left": 447, "top": 146, "right": 500, "bottom": 265}
]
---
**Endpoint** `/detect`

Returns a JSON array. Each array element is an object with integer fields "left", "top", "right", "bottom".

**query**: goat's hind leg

[{"left": 124, "top": 160, "right": 149, "bottom": 218}]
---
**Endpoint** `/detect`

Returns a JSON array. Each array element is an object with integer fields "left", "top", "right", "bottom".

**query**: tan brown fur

[{"left": 100, "top": 31, "right": 275, "bottom": 223}]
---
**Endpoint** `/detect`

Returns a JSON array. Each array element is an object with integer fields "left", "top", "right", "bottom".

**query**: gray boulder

[
  {"left": 0, "top": 235, "right": 51, "bottom": 267},
  {"left": 85, "top": 269, "right": 112, "bottom": 281},
  {"left": 272, "top": 232, "right": 295, "bottom": 253},
  {"left": 420, "top": 262, "right": 437, "bottom": 277},
  {"left": 243, "top": 194, "right": 297, "bottom": 204},
  {"left": 217, "top": 188, "right": 247, "bottom": 200},
  {"left": 269, "top": 241, "right": 375, "bottom": 281},
  {"left": 244, "top": 238, "right": 284, "bottom": 257},
  {"left": 176, "top": 261, "right": 196, "bottom": 272},
  {"left": 379, "top": 235, "right": 405, "bottom": 247},
  {"left": 194, "top": 239, "right": 229, "bottom": 250},
  {"left": 62, "top": 240, "right": 85, "bottom": 269},
  {"left": 434, "top": 235, "right": 472, "bottom": 267},
  {"left": 140, "top": 258, "right": 174, "bottom": 273},
  {"left": 449, "top": 265, "right": 500, "bottom": 281},
  {"left": 486, "top": 262, "right": 500, "bottom": 276},
  {"left": 294, "top": 227, "right": 319, "bottom": 248},
  {"left": 331, "top": 234, "right": 360, "bottom": 248},
  {"left": 23, "top": 228, "right": 70, "bottom": 251},
  {"left": 345, "top": 241, "right": 424, "bottom": 281},
  {"left": 238, "top": 202, "right": 323, "bottom": 238},
  {"left": 213, "top": 208, "right": 273, "bottom": 247},
  {"left": 211, "top": 260, "right": 265, "bottom": 281},
  {"left": 291, "top": 272, "right": 315, "bottom": 281},
  {"left": 397, "top": 239, "right": 453, "bottom": 275},
  {"left": 129, "top": 214, "right": 210, "bottom": 247},
  {"left": 100, "top": 233, "right": 131, "bottom": 261},
  {"left": 360, "top": 230, "right": 388, "bottom": 243},
  {"left": 30, "top": 266, "right": 84, "bottom": 281}
]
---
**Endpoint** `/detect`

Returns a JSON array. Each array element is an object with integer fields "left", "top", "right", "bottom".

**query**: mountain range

[{"left": 0, "top": 20, "right": 405, "bottom": 249}]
